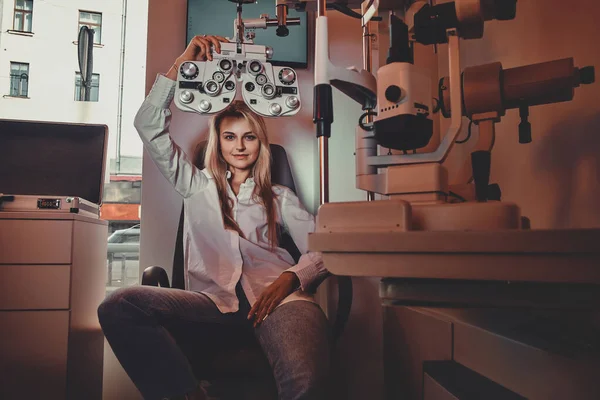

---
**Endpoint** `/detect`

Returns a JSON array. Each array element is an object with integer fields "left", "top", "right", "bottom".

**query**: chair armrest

[{"left": 141, "top": 266, "right": 171, "bottom": 288}]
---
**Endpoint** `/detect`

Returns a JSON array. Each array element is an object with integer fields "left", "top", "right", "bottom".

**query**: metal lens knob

[
  {"left": 213, "top": 71, "right": 225, "bottom": 83},
  {"left": 265, "top": 46, "right": 274, "bottom": 60},
  {"left": 285, "top": 95, "right": 299, "bottom": 109},
  {"left": 261, "top": 83, "right": 276, "bottom": 100},
  {"left": 279, "top": 68, "right": 296, "bottom": 85},
  {"left": 269, "top": 103, "right": 282, "bottom": 116},
  {"left": 224, "top": 80, "right": 236, "bottom": 91},
  {"left": 181, "top": 62, "right": 198, "bottom": 79},
  {"left": 256, "top": 74, "right": 268, "bottom": 86},
  {"left": 219, "top": 59, "right": 232, "bottom": 72},
  {"left": 248, "top": 60, "right": 263, "bottom": 75},
  {"left": 204, "top": 80, "right": 219, "bottom": 96},
  {"left": 179, "top": 90, "right": 194, "bottom": 104},
  {"left": 198, "top": 100, "right": 212, "bottom": 113}
]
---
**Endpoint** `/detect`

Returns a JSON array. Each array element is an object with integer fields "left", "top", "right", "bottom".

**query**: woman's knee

[{"left": 97, "top": 286, "right": 152, "bottom": 326}]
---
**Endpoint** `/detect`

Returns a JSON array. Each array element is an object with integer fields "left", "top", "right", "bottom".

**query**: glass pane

[
  {"left": 16, "top": 0, "right": 25, "bottom": 10},
  {"left": 91, "top": 85, "right": 99, "bottom": 102},
  {"left": 22, "top": 78, "right": 28, "bottom": 96},
  {"left": 93, "top": 82, "right": 100, "bottom": 101},
  {"left": 93, "top": 27, "right": 101, "bottom": 44},
  {"left": 10, "top": 77, "right": 18, "bottom": 96},
  {"left": 92, "top": 74, "right": 99, "bottom": 85},
  {"left": 91, "top": 13, "right": 102, "bottom": 24},
  {"left": 24, "top": 0, "right": 33, "bottom": 11},
  {"left": 79, "top": 11, "right": 90, "bottom": 22},
  {"left": 24, "top": 13, "right": 32, "bottom": 32},
  {"left": 14, "top": 12, "right": 23, "bottom": 31}
]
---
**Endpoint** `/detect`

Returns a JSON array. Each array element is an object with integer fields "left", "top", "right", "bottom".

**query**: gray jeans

[{"left": 98, "top": 284, "right": 331, "bottom": 400}]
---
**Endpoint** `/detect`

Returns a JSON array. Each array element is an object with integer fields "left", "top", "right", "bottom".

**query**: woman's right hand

[
  {"left": 166, "top": 35, "right": 230, "bottom": 80},
  {"left": 179, "top": 34, "right": 230, "bottom": 63}
]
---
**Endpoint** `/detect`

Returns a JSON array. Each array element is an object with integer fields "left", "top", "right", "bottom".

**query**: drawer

[
  {"left": 0, "top": 264, "right": 71, "bottom": 310},
  {"left": 0, "top": 311, "right": 69, "bottom": 400},
  {"left": 0, "top": 219, "right": 73, "bottom": 264}
]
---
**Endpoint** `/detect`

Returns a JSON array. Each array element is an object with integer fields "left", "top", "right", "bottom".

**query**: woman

[{"left": 98, "top": 35, "right": 331, "bottom": 400}]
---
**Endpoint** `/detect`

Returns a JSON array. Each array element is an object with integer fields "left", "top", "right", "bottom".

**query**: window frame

[
  {"left": 9, "top": 62, "right": 30, "bottom": 98},
  {"left": 78, "top": 10, "right": 102, "bottom": 45},
  {"left": 74, "top": 72, "right": 101, "bottom": 102},
  {"left": 13, "top": 0, "right": 34, "bottom": 33}
]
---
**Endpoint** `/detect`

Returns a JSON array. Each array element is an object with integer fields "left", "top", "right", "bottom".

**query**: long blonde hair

[{"left": 204, "top": 101, "right": 278, "bottom": 248}]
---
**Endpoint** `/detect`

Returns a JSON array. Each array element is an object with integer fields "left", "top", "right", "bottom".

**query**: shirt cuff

[
  {"left": 286, "top": 252, "right": 327, "bottom": 292},
  {"left": 147, "top": 74, "right": 176, "bottom": 109}
]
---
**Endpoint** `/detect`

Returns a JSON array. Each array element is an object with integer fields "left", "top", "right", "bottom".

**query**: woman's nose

[{"left": 236, "top": 139, "right": 245, "bottom": 151}]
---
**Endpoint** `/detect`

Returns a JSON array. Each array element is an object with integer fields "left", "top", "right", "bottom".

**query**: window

[
  {"left": 13, "top": 0, "right": 33, "bottom": 32},
  {"left": 10, "top": 62, "right": 29, "bottom": 97},
  {"left": 78, "top": 11, "right": 102, "bottom": 44},
  {"left": 75, "top": 72, "right": 100, "bottom": 102}
]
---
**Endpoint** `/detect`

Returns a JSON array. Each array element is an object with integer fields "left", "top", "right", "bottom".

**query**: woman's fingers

[
  {"left": 253, "top": 295, "right": 271, "bottom": 327},
  {"left": 197, "top": 38, "right": 211, "bottom": 61},
  {"left": 248, "top": 295, "right": 263, "bottom": 320},
  {"left": 254, "top": 294, "right": 284, "bottom": 327},
  {"left": 205, "top": 36, "right": 222, "bottom": 55}
]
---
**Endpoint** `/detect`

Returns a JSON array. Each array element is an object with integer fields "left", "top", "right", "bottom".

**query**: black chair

[{"left": 141, "top": 142, "right": 352, "bottom": 399}]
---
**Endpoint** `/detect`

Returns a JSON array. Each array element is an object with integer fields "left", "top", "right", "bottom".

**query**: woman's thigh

[
  {"left": 99, "top": 285, "right": 239, "bottom": 325},
  {"left": 254, "top": 300, "right": 331, "bottom": 398}
]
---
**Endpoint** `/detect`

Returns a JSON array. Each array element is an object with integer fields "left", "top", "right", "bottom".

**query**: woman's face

[{"left": 219, "top": 116, "right": 260, "bottom": 172}]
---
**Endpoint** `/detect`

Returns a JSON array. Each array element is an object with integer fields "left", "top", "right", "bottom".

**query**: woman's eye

[
  {"left": 245, "top": 135, "right": 257, "bottom": 141},
  {"left": 224, "top": 135, "right": 235, "bottom": 140}
]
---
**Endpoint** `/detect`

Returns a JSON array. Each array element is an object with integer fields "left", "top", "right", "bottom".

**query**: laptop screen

[{"left": 0, "top": 120, "right": 108, "bottom": 204}]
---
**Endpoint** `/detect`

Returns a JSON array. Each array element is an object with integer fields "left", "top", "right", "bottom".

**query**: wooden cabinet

[{"left": 0, "top": 212, "right": 107, "bottom": 400}]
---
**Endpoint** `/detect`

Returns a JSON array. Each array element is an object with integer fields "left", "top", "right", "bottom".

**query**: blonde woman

[{"left": 98, "top": 35, "right": 331, "bottom": 400}]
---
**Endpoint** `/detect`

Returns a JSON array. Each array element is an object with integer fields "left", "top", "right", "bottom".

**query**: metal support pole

[
  {"left": 315, "top": 0, "right": 330, "bottom": 206},
  {"left": 361, "top": 0, "right": 376, "bottom": 201},
  {"left": 319, "top": 136, "right": 329, "bottom": 204}
]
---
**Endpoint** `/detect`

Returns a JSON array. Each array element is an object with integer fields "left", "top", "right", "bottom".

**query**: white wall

[{"left": 0, "top": 0, "right": 148, "bottom": 171}]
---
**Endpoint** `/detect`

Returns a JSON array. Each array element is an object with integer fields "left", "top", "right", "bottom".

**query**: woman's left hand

[{"left": 248, "top": 272, "right": 299, "bottom": 328}]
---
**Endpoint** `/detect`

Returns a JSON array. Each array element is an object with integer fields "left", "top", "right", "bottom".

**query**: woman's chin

[{"left": 228, "top": 161, "right": 253, "bottom": 171}]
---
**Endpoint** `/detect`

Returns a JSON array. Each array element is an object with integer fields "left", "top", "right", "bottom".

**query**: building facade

[{"left": 0, "top": 0, "right": 148, "bottom": 175}]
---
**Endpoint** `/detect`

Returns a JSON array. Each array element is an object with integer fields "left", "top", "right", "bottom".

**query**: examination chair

[{"left": 142, "top": 142, "right": 352, "bottom": 399}]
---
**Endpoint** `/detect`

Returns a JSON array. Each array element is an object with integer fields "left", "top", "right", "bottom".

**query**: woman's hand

[
  {"left": 166, "top": 35, "right": 230, "bottom": 80},
  {"left": 180, "top": 34, "right": 230, "bottom": 62},
  {"left": 248, "top": 272, "right": 300, "bottom": 328}
]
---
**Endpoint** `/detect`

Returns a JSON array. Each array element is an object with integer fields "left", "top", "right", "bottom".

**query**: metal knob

[
  {"left": 198, "top": 100, "right": 212, "bottom": 113},
  {"left": 265, "top": 46, "right": 274, "bottom": 60},
  {"left": 179, "top": 90, "right": 194, "bottom": 104},
  {"left": 248, "top": 60, "right": 263, "bottom": 76},
  {"left": 181, "top": 62, "right": 198, "bottom": 79},
  {"left": 204, "top": 80, "right": 219, "bottom": 97},
  {"left": 285, "top": 95, "right": 299, "bottom": 109},
  {"left": 279, "top": 68, "right": 296, "bottom": 84},
  {"left": 261, "top": 83, "right": 276, "bottom": 100},
  {"left": 219, "top": 59, "right": 233, "bottom": 72},
  {"left": 269, "top": 103, "right": 282, "bottom": 116}
]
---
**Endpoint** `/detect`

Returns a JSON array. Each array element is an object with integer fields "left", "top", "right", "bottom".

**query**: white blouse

[{"left": 134, "top": 74, "right": 327, "bottom": 313}]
